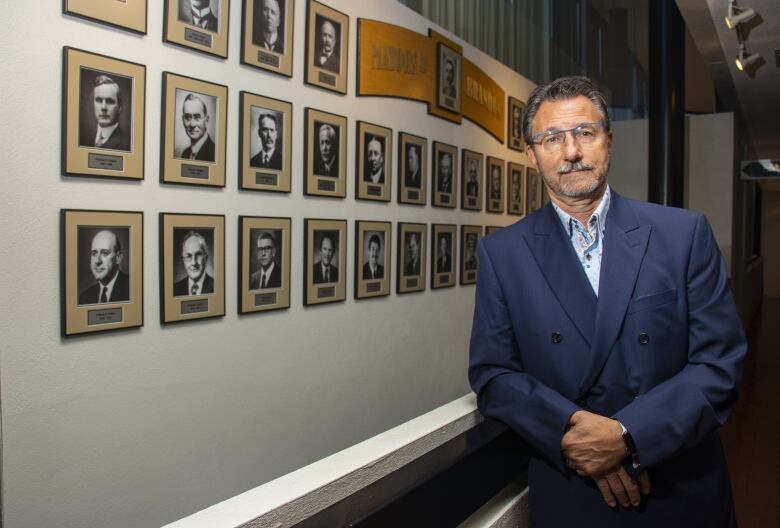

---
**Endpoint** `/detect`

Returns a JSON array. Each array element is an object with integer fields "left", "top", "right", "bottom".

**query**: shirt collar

[
  {"left": 96, "top": 122, "right": 119, "bottom": 144},
  {"left": 552, "top": 185, "right": 611, "bottom": 237},
  {"left": 190, "top": 133, "right": 209, "bottom": 156},
  {"left": 100, "top": 269, "right": 120, "bottom": 299},
  {"left": 189, "top": 273, "right": 206, "bottom": 293}
]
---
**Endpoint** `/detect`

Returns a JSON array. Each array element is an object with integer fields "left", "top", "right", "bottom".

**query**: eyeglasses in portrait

[{"left": 238, "top": 216, "right": 291, "bottom": 314}]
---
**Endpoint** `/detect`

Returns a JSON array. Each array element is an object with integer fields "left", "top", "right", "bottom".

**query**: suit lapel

[
  {"left": 577, "top": 193, "right": 650, "bottom": 395},
  {"left": 524, "top": 205, "right": 597, "bottom": 346}
]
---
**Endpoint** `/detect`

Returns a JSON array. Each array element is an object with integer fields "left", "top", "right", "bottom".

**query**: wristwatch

[{"left": 619, "top": 422, "right": 641, "bottom": 470}]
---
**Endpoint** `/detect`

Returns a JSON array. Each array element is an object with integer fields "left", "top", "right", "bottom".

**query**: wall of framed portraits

[{"left": 3, "top": 1, "right": 540, "bottom": 527}]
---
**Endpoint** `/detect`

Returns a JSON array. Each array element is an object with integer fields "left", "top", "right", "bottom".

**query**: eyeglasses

[
  {"left": 257, "top": 245, "right": 275, "bottom": 253},
  {"left": 529, "top": 122, "right": 607, "bottom": 152}
]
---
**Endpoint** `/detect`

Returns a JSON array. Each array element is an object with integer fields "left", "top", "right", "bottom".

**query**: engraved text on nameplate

[
  {"left": 317, "top": 286, "right": 335, "bottom": 299},
  {"left": 88, "top": 153, "right": 124, "bottom": 171},
  {"left": 407, "top": 190, "right": 419, "bottom": 200},
  {"left": 366, "top": 282, "right": 381, "bottom": 293},
  {"left": 181, "top": 299, "right": 209, "bottom": 314},
  {"left": 466, "top": 271, "right": 476, "bottom": 281},
  {"left": 439, "top": 194, "right": 451, "bottom": 204},
  {"left": 258, "top": 51, "right": 280, "bottom": 67},
  {"left": 255, "top": 172, "right": 278, "bottom": 185},
  {"left": 491, "top": 200, "right": 500, "bottom": 209},
  {"left": 87, "top": 308, "right": 123, "bottom": 325},
  {"left": 444, "top": 97, "right": 455, "bottom": 108},
  {"left": 468, "top": 197, "right": 476, "bottom": 207},
  {"left": 318, "top": 71, "right": 336, "bottom": 86},
  {"left": 317, "top": 179, "right": 336, "bottom": 191},
  {"left": 367, "top": 185, "right": 382, "bottom": 196},
  {"left": 181, "top": 164, "right": 210, "bottom": 179},
  {"left": 254, "top": 292, "right": 277, "bottom": 306},
  {"left": 185, "top": 28, "right": 213, "bottom": 47},
  {"left": 405, "top": 278, "right": 418, "bottom": 288}
]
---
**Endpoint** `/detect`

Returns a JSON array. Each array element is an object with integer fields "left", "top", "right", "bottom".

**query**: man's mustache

[{"left": 558, "top": 161, "right": 594, "bottom": 174}]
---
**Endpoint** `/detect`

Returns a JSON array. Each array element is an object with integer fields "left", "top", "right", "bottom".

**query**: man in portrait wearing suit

[
  {"left": 78, "top": 229, "right": 130, "bottom": 305},
  {"left": 465, "top": 158, "right": 479, "bottom": 197},
  {"left": 437, "top": 152, "right": 453, "bottom": 194},
  {"left": 180, "top": 0, "right": 218, "bottom": 31},
  {"left": 314, "top": 123, "right": 338, "bottom": 177},
  {"left": 250, "top": 231, "right": 281, "bottom": 289},
  {"left": 180, "top": 93, "right": 216, "bottom": 162},
  {"left": 511, "top": 103, "right": 524, "bottom": 148},
  {"left": 315, "top": 18, "right": 339, "bottom": 74},
  {"left": 469, "top": 76, "right": 746, "bottom": 528},
  {"left": 313, "top": 233, "right": 338, "bottom": 284},
  {"left": 362, "top": 234, "right": 384, "bottom": 280},
  {"left": 436, "top": 235, "right": 451, "bottom": 273},
  {"left": 173, "top": 231, "right": 214, "bottom": 296},
  {"left": 252, "top": 0, "right": 284, "bottom": 53},
  {"left": 464, "top": 234, "right": 478, "bottom": 271},
  {"left": 442, "top": 57, "right": 456, "bottom": 98},
  {"left": 85, "top": 75, "right": 131, "bottom": 151},
  {"left": 250, "top": 113, "right": 282, "bottom": 170},
  {"left": 404, "top": 232, "right": 421, "bottom": 276},
  {"left": 490, "top": 166, "right": 501, "bottom": 200},
  {"left": 511, "top": 170, "right": 522, "bottom": 204},
  {"left": 404, "top": 144, "right": 421, "bottom": 189},
  {"left": 364, "top": 136, "right": 384, "bottom": 184}
]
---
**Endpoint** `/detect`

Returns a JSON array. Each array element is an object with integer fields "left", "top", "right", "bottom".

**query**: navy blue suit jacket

[{"left": 469, "top": 191, "right": 745, "bottom": 527}]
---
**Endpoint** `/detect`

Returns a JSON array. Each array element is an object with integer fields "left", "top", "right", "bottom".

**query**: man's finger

[
  {"left": 616, "top": 468, "right": 641, "bottom": 506},
  {"left": 638, "top": 471, "right": 651, "bottom": 495},
  {"left": 594, "top": 478, "right": 616, "bottom": 508},
  {"left": 606, "top": 473, "right": 630, "bottom": 508}
]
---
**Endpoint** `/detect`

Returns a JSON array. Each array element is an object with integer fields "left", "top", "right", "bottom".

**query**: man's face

[
  {"left": 320, "top": 237, "right": 334, "bottom": 266},
  {"left": 259, "top": 116, "right": 277, "bottom": 151},
  {"left": 320, "top": 21, "right": 335, "bottom": 55},
  {"left": 367, "top": 138, "right": 383, "bottom": 174},
  {"left": 492, "top": 168, "right": 500, "bottom": 190},
  {"left": 440, "top": 155, "right": 451, "bottom": 181},
  {"left": 407, "top": 146, "right": 419, "bottom": 173},
  {"left": 439, "top": 236, "right": 448, "bottom": 257},
  {"left": 90, "top": 230, "right": 121, "bottom": 283},
  {"left": 469, "top": 160, "right": 477, "bottom": 182},
  {"left": 319, "top": 127, "right": 333, "bottom": 162},
  {"left": 445, "top": 60, "right": 454, "bottom": 85},
  {"left": 408, "top": 234, "right": 419, "bottom": 261},
  {"left": 182, "top": 97, "right": 209, "bottom": 143},
  {"left": 93, "top": 83, "right": 121, "bottom": 128},
  {"left": 261, "top": 0, "right": 280, "bottom": 33},
  {"left": 525, "top": 95, "right": 611, "bottom": 201},
  {"left": 182, "top": 236, "right": 208, "bottom": 282},
  {"left": 368, "top": 240, "right": 380, "bottom": 267},
  {"left": 256, "top": 236, "right": 275, "bottom": 269}
]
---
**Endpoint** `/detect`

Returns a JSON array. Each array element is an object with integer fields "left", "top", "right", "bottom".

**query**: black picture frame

[
  {"left": 431, "top": 223, "right": 456, "bottom": 289},
  {"left": 239, "top": 91, "right": 293, "bottom": 193},
  {"left": 354, "top": 220, "right": 392, "bottom": 300},
  {"left": 240, "top": 0, "right": 295, "bottom": 76},
  {"left": 432, "top": 141, "right": 458, "bottom": 209},
  {"left": 163, "top": 0, "right": 230, "bottom": 59},
  {"left": 355, "top": 120, "right": 392, "bottom": 202},
  {"left": 304, "top": 218, "right": 347, "bottom": 305},
  {"left": 397, "top": 222, "right": 427, "bottom": 294},
  {"left": 397, "top": 132, "right": 427, "bottom": 206},
  {"left": 304, "top": 0, "right": 349, "bottom": 95},
  {"left": 238, "top": 216, "right": 292, "bottom": 314},
  {"left": 304, "top": 107, "right": 348, "bottom": 198}
]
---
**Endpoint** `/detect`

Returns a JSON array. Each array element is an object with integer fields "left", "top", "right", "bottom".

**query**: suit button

[
  {"left": 638, "top": 333, "right": 650, "bottom": 345},
  {"left": 551, "top": 332, "right": 562, "bottom": 344}
]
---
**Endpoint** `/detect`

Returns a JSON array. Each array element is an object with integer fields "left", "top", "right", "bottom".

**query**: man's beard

[{"left": 542, "top": 159, "right": 608, "bottom": 199}]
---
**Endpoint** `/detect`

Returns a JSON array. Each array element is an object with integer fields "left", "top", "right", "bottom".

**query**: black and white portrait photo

[
  {"left": 405, "top": 143, "right": 422, "bottom": 189},
  {"left": 464, "top": 233, "right": 478, "bottom": 271},
  {"left": 249, "top": 107, "right": 283, "bottom": 170},
  {"left": 508, "top": 96, "right": 526, "bottom": 151},
  {"left": 508, "top": 163, "right": 524, "bottom": 214},
  {"left": 490, "top": 164, "right": 502, "bottom": 201},
  {"left": 404, "top": 231, "right": 421, "bottom": 277},
  {"left": 362, "top": 232, "right": 385, "bottom": 280},
  {"left": 174, "top": 89, "right": 218, "bottom": 162},
  {"left": 77, "top": 226, "right": 131, "bottom": 305},
  {"left": 314, "top": 14, "right": 341, "bottom": 74},
  {"left": 465, "top": 157, "right": 480, "bottom": 197},
  {"left": 437, "top": 44, "right": 461, "bottom": 113},
  {"left": 437, "top": 151, "right": 453, "bottom": 194},
  {"left": 487, "top": 157, "right": 505, "bottom": 213},
  {"left": 527, "top": 167, "right": 540, "bottom": 213},
  {"left": 312, "top": 230, "right": 339, "bottom": 284},
  {"left": 252, "top": 0, "right": 285, "bottom": 53},
  {"left": 172, "top": 228, "right": 215, "bottom": 297},
  {"left": 314, "top": 120, "right": 339, "bottom": 177},
  {"left": 363, "top": 134, "right": 385, "bottom": 184},
  {"left": 249, "top": 229, "right": 282, "bottom": 289},
  {"left": 436, "top": 232, "right": 453, "bottom": 274},
  {"left": 78, "top": 68, "right": 133, "bottom": 152},
  {"left": 178, "top": 0, "right": 220, "bottom": 32}
]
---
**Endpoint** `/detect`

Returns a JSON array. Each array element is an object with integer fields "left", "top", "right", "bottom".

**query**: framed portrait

[
  {"left": 485, "top": 225, "right": 503, "bottom": 236},
  {"left": 436, "top": 43, "right": 461, "bottom": 113},
  {"left": 241, "top": 0, "right": 294, "bottom": 76},
  {"left": 163, "top": 0, "right": 230, "bottom": 58},
  {"left": 397, "top": 132, "right": 427, "bottom": 206},
  {"left": 461, "top": 149, "right": 483, "bottom": 211},
  {"left": 61, "top": 209, "right": 143, "bottom": 337},
  {"left": 507, "top": 162, "right": 525, "bottom": 216},
  {"left": 64, "top": 0, "right": 147, "bottom": 34},
  {"left": 239, "top": 91, "right": 292, "bottom": 192},
  {"left": 526, "top": 167, "right": 542, "bottom": 215},
  {"left": 507, "top": 96, "right": 526, "bottom": 152},
  {"left": 160, "top": 213, "right": 225, "bottom": 324},
  {"left": 62, "top": 47, "right": 146, "bottom": 181},
  {"left": 486, "top": 156, "right": 505, "bottom": 214},
  {"left": 432, "top": 141, "right": 458, "bottom": 208},
  {"left": 356, "top": 121, "right": 392, "bottom": 202},
  {"left": 460, "top": 225, "right": 481, "bottom": 285},
  {"left": 161, "top": 72, "right": 227, "bottom": 187},
  {"left": 431, "top": 224, "right": 456, "bottom": 290},
  {"left": 354, "top": 221, "right": 391, "bottom": 300},
  {"left": 238, "top": 216, "right": 291, "bottom": 314},
  {"left": 397, "top": 222, "right": 427, "bottom": 294},
  {"left": 305, "top": 0, "right": 349, "bottom": 94},
  {"left": 304, "top": 219, "right": 347, "bottom": 305},
  {"left": 304, "top": 108, "right": 347, "bottom": 198}
]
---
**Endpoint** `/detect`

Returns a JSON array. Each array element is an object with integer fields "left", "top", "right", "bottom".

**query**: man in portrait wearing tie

[
  {"left": 179, "top": 93, "right": 216, "bottom": 162},
  {"left": 252, "top": 0, "right": 284, "bottom": 53},
  {"left": 362, "top": 234, "right": 384, "bottom": 280},
  {"left": 83, "top": 74, "right": 131, "bottom": 152},
  {"left": 180, "top": 0, "right": 219, "bottom": 32},
  {"left": 173, "top": 231, "right": 215, "bottom": 296},
  {"left": 437, "top": 152, "right": 453, "bottom": 194},
  {"left": 404, "top": 144, "right": 421, "bottom": 189},
  {"left": 404, "top": 232, "right": 421, "bottom": 276},
  {"left": 364, "top": 136, "right": 385, "bottom": 184},
  {"left": 250, "top": 231, "right": 281, "bottom": 289},
  {"left": 78, "top": 229, "right": 130, "bottom": 305},
  {"left": 465, "top": 158, "right": 479, "bottom": 197},
  {"left": 250, "top": 112, "right": 283, "bottom": 170},
  {"left": 490, "top": 165, "right": 502, "bottom": 200},
  {"left": 314, "top": 17, "right": 340, "bottom": 74},
  {"left": 313, "top": 233, "right": 339, "bottom": 284},
  {"left": 314, "top": 123, "right": 339, "bottom": 177},
  {"left": 436, "top": 234, "right": 452, "bottom": 273}
]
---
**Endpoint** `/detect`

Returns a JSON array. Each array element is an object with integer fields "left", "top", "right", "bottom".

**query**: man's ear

[
  {"left": 525, "top": 144, "right": 539, "bottom": 170},
  {"left": 115, "top": 250, "right": 123, "bottom": 266}
]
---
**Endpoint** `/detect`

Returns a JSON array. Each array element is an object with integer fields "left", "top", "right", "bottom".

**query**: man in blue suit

[{"left": 469, "top": 76, "right": 746, "bottom": 527}]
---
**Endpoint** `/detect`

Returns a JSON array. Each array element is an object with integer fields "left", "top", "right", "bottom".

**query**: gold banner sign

[{"left": 358, "top": 20, "right": 505, "bottom": 143}]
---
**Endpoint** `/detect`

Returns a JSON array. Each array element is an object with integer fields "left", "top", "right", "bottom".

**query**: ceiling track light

[
  {"left": 736, "top": 44, "right": 760, "bottom": 71},
  {"left": 725, "top": 2, "right": 756, "bottom": 30}
]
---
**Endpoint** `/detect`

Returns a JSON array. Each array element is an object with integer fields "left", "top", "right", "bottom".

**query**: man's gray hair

[{"left": 522, "top": 76, "right": 610, "bottom": 144}]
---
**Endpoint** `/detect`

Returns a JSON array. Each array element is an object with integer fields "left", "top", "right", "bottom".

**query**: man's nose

[{"left": 562, "top": 133, "right": 582, "bottom": 160}]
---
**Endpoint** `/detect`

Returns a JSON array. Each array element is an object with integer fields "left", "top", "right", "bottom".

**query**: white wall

[{"left": 0, "top": 1, "right": 535, "bottom": 527}]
